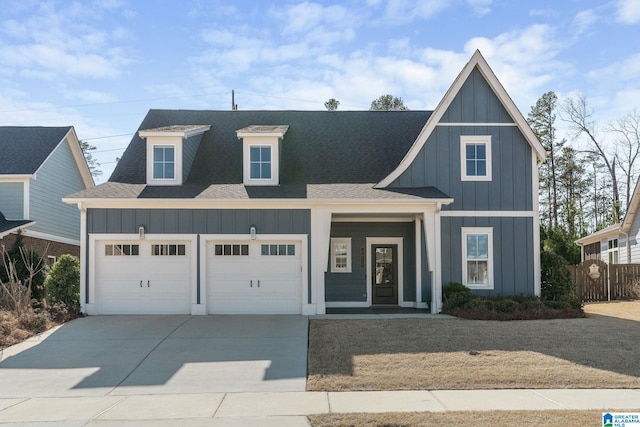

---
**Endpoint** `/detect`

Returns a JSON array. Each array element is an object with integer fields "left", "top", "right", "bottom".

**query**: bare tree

[
  {"left": 562, "top": 94, "right": 621, "bottom": 222},
  {"left": 609, "top": 110, "right": 640, "bottom": 210},
  {"left": 0, "top": 244, "right": 48, "bottom": 315}
]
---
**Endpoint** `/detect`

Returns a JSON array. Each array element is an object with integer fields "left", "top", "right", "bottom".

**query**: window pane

[
  {"left": 261, "top": 244, "right": 269, "bottom": 255},
  {"left": 250, "top": 146, "right": 260, "bottom": 161},
  {"left": 241, "top": 244, "right": 249, "bottom": 255},
  {"left": 123, "top": 245, "right": 131, "bottom": 256},
  {"left": 261, "top": 147, "right": 271, "bottom": 161},
  {"left": 169, "top": 245, "right": 177, "bottom": 256},
  {"left": 164, "top": 147, "right": 174, "bottom": 161},
  {"left": 261, "top": 163, "right": 271, "bottom": 179},
  {"left": 466, "top": 144, "right": 476, "bottom": 159},
  {"left": 223, "top": 244, "right": 231, "bottom": 255},
  {"left": 477, "top": 235, "right": 488, "bottom": 258},
  {"left": 232, "top": 244, "right": 240, "bottom": 256},
  {"left": 466, "top": 160, "right": 476, "bottom": 176},
  {"left": 215, "top": 245, "right": 222, "bottom": 255},
  {"left": 153, "top": 163, "right": 163, "bottom": 179},
  {"left": 132, "top": 245, "right": 139, "bottom": 256},
  {"left": 250, "top": 163, "right": 261, "bottom": 179},
  {"left": 287, "top": 244, "right": 295, "bottom": 256},
  {"left": 476, "top": 144, "right": 486, "bottom": 159},
  {"left": 105, "top": 244, "right": 113, "bottom": 256},
  {"left": 154, "top": 147, "right": 164, "bottom": 161},
  {"left": 477, "top": 160, "right": 486, "bottom": 176},
  {"left": 466, "top": 235, "right": 478, "bottom": 258},
  {"left": 165, "top": 163, "right": 175, "bottom": 179},
  {"left": 270, "top": 244, "right": 277, "bottom": 255},
  {"left": 279, "top": 244, "right": 286, "bottom": 255},
  {"left": 335, "top": 243, "right": 347, "bottom": 256}
]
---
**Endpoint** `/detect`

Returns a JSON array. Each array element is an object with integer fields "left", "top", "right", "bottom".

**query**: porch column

[
  {"left": 78, "top": 203, "right": 87, "bottom": 314},
  {"left": 310, "top": 208, "right": 332, "bottom": 314},
  {"left": 422, "top": 206, "right": 440, "bottom": 314},
  {"left": 414, "top": 215, "right": 427, "bottom": 309}
]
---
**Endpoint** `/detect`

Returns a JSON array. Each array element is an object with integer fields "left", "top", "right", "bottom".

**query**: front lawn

[{"left": 307, "top": 315, "right": 640, "bottom": 391}]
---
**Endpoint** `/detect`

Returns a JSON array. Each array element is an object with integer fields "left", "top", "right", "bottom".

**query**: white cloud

[
  {"left": 616, "top": 0, "right": 640, "bottom": 24},
  {"left": 467, "top": 0, "right": 492, "bottom": 15},
  {"left": 383, "top": 0, "right": 452, "bottom": 22},
  {"left": 0, "top": 2, "right": 133, "bottom": 79},
  {"left": 572, "top": 9, "right": 599, "bottom": 36},
  {"left": 587, "top": 53, "right": 640, "bottom": 82}
]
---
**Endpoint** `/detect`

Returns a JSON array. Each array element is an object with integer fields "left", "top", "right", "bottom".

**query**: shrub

[
  {"left": 47, "top": 301, "right": 80, "bottom": 323},
  {"left": 17, "top": 311, "right": 50, "bottom": 333},
  {"left": 442, "top": 282, "right": 476, "bottom": 311},
  {"left": 540, "top": 250, "right": 575, "bottom": 301},
  {"left": 45, "top": 255, "right": 80, "bottom": 308}
]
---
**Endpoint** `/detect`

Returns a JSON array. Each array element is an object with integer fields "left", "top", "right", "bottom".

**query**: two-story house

[
  {"left": 64, "top": 51, "right": 545, "bottom": 315},
  {"left": 0, "top": 126, "right": 94, "bottom": 261}
]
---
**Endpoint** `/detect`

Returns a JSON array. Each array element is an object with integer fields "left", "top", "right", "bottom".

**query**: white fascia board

[
  {"left": 0, "top": 221, "right": 35, "bottom": 239},
  {"left": 575, "top": 228, "right": 621, "bottom": 245},
  {"left": 62, "top": 197, "right": 455, "bottom": 210},
  {"left": 139, "top": 126, "right": 210, "bottom": 139},
  {"left": 622, "top": 178, "right": 640, "bottom": 232},
  {"left": 0, "top": 175, "right": 32, "bottom": 181},
  {"left": 33, "top": 128, "right": 94, "bottom": 189},
  {"left": 375, "top": 50, "right": 546, "bottom": 189}
]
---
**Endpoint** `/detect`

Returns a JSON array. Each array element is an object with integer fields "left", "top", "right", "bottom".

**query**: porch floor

[{"left": 326, "top": 306, "right": 431, "bottom": 315}]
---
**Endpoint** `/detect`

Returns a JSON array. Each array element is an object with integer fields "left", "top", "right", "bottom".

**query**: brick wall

[{"left": 0, "top": 233, "right": 79, "bottom": 261}]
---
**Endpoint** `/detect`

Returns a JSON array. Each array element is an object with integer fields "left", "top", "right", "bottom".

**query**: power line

[
  {"left": 0, "top": 90, "right": 231, "bottom": 114},
  {"left": 83, "top": 133, "right": 133, "bottom": 141}
]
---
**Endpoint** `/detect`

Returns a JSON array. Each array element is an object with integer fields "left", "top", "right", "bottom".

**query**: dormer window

[
  {"left": 153, "top": 145, "right": 175, "bottom": 179},
  {"left": 237, "top": 125, "right": 288, "bottom": 186},
  {"left": 250, "top": 146, "right": 272, "bottom": 180},
  {"left": 139, "top": 125, "right": 210, "bottom": 186}
]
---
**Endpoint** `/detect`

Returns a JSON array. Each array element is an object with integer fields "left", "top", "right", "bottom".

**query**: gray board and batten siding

[
  {"left": 30, "top": 138, "right": 85, "bottom": 240},
  {"left": 389, "top": 67, "right": 533, "bottom": 212},
  {"left": 0, "top": 182, "right": 23, "bottom": 220},
  {"left": 86, "top": 208, "right": 312, "bottom": 304},
  {"left": 325, "top": 222, "right": 428, "bottom": 303},
  {"left": 441, "top": 216, "right": 535, "bottom": 296}
]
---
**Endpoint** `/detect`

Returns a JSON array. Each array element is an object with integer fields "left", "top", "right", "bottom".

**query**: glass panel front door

[{"left": 372, "top": 245, "right": 398, "bottom": 304}]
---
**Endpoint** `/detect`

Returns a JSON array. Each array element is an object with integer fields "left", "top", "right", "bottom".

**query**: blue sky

[{"left": 1, "top": 0, "right": 639, "bottom": 182}]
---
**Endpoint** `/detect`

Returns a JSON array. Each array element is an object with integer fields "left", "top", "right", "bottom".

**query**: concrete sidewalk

[{"left": 0, "top": 389, "right": 639, "bottom": 426}]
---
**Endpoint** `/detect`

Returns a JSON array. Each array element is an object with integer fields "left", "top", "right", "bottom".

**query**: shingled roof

[
  {"left": 69, "top": 109, "right": 452, "bottom": 200},
  {"left": 0, "top": 126, "right": 72, "bottom": 174}
]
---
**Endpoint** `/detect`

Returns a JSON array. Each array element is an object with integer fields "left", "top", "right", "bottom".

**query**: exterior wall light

[
  {"left": 139, "top": 225, "right": 145, "bottom": 240},
  {"left": 250, "top": 226, "right": 256, "bottom": 240}
]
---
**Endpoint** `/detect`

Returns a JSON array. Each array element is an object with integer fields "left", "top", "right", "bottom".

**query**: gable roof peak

[{"left": 375, "top": 50, "right": 546, "bottom": 188}]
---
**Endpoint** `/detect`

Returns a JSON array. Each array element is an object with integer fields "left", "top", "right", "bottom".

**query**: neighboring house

[
  {"left": 64, "top": 50, "right": 545, "bottom": 316},
  {"left": 575, "top": 179, "right": 640, "bottom": 264},
  {"left": 0, "top": 126, "right": 94, "bottom": 262}
]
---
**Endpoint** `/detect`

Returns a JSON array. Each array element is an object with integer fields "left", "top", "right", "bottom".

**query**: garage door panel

[
  {"left": 206, "top": 240, "right": 302, "bottom": 314},
  {"left": 96, "top": 240, "right": 191, "bottom": 315}
]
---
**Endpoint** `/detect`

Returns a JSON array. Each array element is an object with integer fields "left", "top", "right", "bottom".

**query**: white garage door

[
  {"left": 96, "top": 240, "right": 191, "bottom": 315},
  {"left": 206, "top": 240, "right": 302, "bottom": 314}
]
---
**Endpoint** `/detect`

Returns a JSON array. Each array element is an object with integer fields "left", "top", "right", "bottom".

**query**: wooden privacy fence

[{"left": 568, "top": 260, "right": 640, "bottom": 302}]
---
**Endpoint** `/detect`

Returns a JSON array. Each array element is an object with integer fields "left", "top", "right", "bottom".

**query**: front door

[{"left": 372, "top": 245, "right": 398, "bottom": 305}]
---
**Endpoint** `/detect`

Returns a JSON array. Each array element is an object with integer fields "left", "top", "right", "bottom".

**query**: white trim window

[
  {"left": 462, "top": 227, "right": 493, "bottom": 289},
  {"left": 330, "top": 237, "right": 352, "bottom": 273},
  {"left": 608, "top": 238, "right": 619, "bottom": 264},
  {"left": 461, "top": 136, "right": 492, "bottom": 181},
  {"left": 250, "top": 146, "right": 272, "bottom": 180},
  {"left": 152, "top": 145, "right": 176, "bottom": 180}
]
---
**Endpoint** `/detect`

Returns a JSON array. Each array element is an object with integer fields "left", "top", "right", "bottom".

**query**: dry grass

[
  {"left": 584, "top": 301, "right": 640, "bottom": 321},
  {"left": 308, "top": 410, "right": 624, "bottom": 427},
  {"left": 307, "top": 315, "right": 640, "bottom": 391}
]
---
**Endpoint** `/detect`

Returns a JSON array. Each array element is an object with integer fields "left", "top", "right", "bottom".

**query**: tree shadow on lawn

[{"left": 307, "top": 314, "right": 640, "bottom": 389}]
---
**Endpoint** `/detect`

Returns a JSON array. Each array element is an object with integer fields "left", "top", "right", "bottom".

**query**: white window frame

[
  {"left": 145, "top": 137, "right": 183, "bottom": 186},
  {"left": 461, "top": 227, "right": 494, "bottom": 289},
  {"left": 241, "top": 137, "right": 280, "bottom": 186},
  {"left": 608, "top": 238, "right": 619, "bottom": 264},
  {"left": 152, "top": 145, "right": 176, "bottom": 180},
  {"left": 330, "top": 237, "right": 352, "bottom": 273},
  {"left": 249, "top": 145, "right": 272, "bottom": 180},
  {"left": 461, "top": 135, "right": 492, "bottom": 181}
]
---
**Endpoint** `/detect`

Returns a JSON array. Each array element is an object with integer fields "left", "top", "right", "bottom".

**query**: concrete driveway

[{"left": 0, "top": 315, "right": 308, "bottom": 398}]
